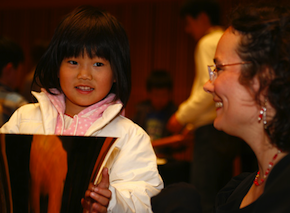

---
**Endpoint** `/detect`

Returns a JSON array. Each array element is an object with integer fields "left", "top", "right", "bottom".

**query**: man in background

[
  {"left": 167, "top": 1, "right": 241, "bottom": 212},
  {"left": 0, "top": 36, "right": 27, "bottom": 126}
]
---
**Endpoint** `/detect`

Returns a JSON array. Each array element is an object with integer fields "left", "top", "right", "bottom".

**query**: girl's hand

[{"left": 81, "top": 168, "right": 112, "bottom": 213}]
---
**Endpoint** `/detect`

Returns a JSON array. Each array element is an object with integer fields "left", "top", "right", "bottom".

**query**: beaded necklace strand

[{"left": 254, "top": 149, "right": 282, "bottom": 186}]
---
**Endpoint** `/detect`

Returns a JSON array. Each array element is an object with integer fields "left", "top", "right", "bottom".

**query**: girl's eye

[
  {"left": 94, "top": 62, "right": 104, "bottom": 67},
  {"left": 68, "top": 60, "right": 78, "bottom": 65}
]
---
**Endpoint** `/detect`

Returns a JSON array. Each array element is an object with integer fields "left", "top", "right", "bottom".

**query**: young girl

[{"left": 0, "top": 6, "right": 163, "bottom": 212}]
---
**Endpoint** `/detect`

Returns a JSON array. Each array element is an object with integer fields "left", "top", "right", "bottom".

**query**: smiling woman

[
  {"left": 204, "top": 27, "right": 257, "bottom": 136},
  {"left": 203, "top": 2, "right": 290, "bottom": 212}
]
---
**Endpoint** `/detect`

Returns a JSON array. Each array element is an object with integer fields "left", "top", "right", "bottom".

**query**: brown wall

[{"left": 0, "top": 0, "right": 285, "bottom": 118}]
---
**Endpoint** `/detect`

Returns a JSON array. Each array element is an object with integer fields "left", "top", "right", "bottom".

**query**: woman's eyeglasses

[{"left": 207, "top": 61, "right": 251, "bottom": 83}]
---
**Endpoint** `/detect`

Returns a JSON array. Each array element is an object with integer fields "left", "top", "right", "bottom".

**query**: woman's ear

[
  {"left": 252, "top": 75, "right": 260, "bottom": 93},
  {"left": 252, "top": 67, "right": 274, "bottom": 93}
]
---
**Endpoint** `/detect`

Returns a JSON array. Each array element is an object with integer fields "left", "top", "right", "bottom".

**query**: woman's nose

[
  {"left": 203, "top": 80, "right": 214, "bottom": 94},
  {"left": 77, "top": 68, "right": 92, "bottom": 80}
]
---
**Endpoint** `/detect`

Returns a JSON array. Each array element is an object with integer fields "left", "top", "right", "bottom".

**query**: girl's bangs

[{"left": 59, "top": 20, "right": 112, "bottom": 60}]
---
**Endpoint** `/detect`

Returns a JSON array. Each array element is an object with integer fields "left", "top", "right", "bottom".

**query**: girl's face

[
  {"left": 203, "top": 28, "right": 258, "bottom": 137},
  {"left": 59, "top": 52, "right": 115, "bottom": 116}
]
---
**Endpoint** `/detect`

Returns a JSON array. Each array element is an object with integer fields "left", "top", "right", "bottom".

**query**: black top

[{"left": 215, "top": 153, "right": 290, "bottom": 213}]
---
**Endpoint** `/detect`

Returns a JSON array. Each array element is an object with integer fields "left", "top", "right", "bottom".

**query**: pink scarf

[{"left": 42, "top": 89, "right": 121, "bottom": 136}]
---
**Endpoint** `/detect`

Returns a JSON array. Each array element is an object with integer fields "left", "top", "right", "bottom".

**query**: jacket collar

[{"left": 32, "top": 90, "right": 123, "bottom": 135}]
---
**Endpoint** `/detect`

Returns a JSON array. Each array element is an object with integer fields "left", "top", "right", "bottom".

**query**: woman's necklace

[{"left": 254, "top": 149, "right": 282, "bottom": 186}]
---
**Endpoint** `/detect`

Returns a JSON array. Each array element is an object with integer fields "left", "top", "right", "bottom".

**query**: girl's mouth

[{"left": 76, "top": 86, "right": 94, "bottom": 91}]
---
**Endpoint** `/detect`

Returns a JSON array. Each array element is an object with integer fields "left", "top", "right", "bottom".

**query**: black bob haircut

[{"left": 33, "top": 6, "right": 131, "bottom": 107}]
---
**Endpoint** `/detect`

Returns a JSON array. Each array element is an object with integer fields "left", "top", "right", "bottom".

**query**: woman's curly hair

[{"left": 230, "top": 3, "right": 290, "bottom": 152}]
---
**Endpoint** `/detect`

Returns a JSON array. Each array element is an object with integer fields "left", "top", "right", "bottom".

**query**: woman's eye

[
  {"left": 215, "top": 66, "right": 224, "bottom": 75},
  {"left": 94, "top": 62, "right": 104, "bottom": 67},
  {"left": 216, "top": 66, "right": 222, "bottom": 71}
]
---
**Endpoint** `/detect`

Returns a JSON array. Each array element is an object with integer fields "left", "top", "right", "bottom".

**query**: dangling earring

[{"left": 258, "top": 99, "right": 267, "bottom": 129}]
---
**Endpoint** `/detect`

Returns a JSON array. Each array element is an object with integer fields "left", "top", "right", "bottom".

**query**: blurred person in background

[
  {"left": 133, "top": 70, "right": 177, "bottom": 141},
  {"left": 21, "top": 40, "right": 48, "bottom": 102},
  {"left": 0, "top": 36, "right": 27, "bottom": 126},
  {"left": 133, "top": 70, "right": 190, "bottom": 186}
]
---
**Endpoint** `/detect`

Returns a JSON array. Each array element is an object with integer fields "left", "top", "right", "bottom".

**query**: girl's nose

[
  {"left": 203, "top": 80, "right": 214, "bottom": 94},
  {"left": 77, "top": 68, "right": 92, "bottom": 80}
]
